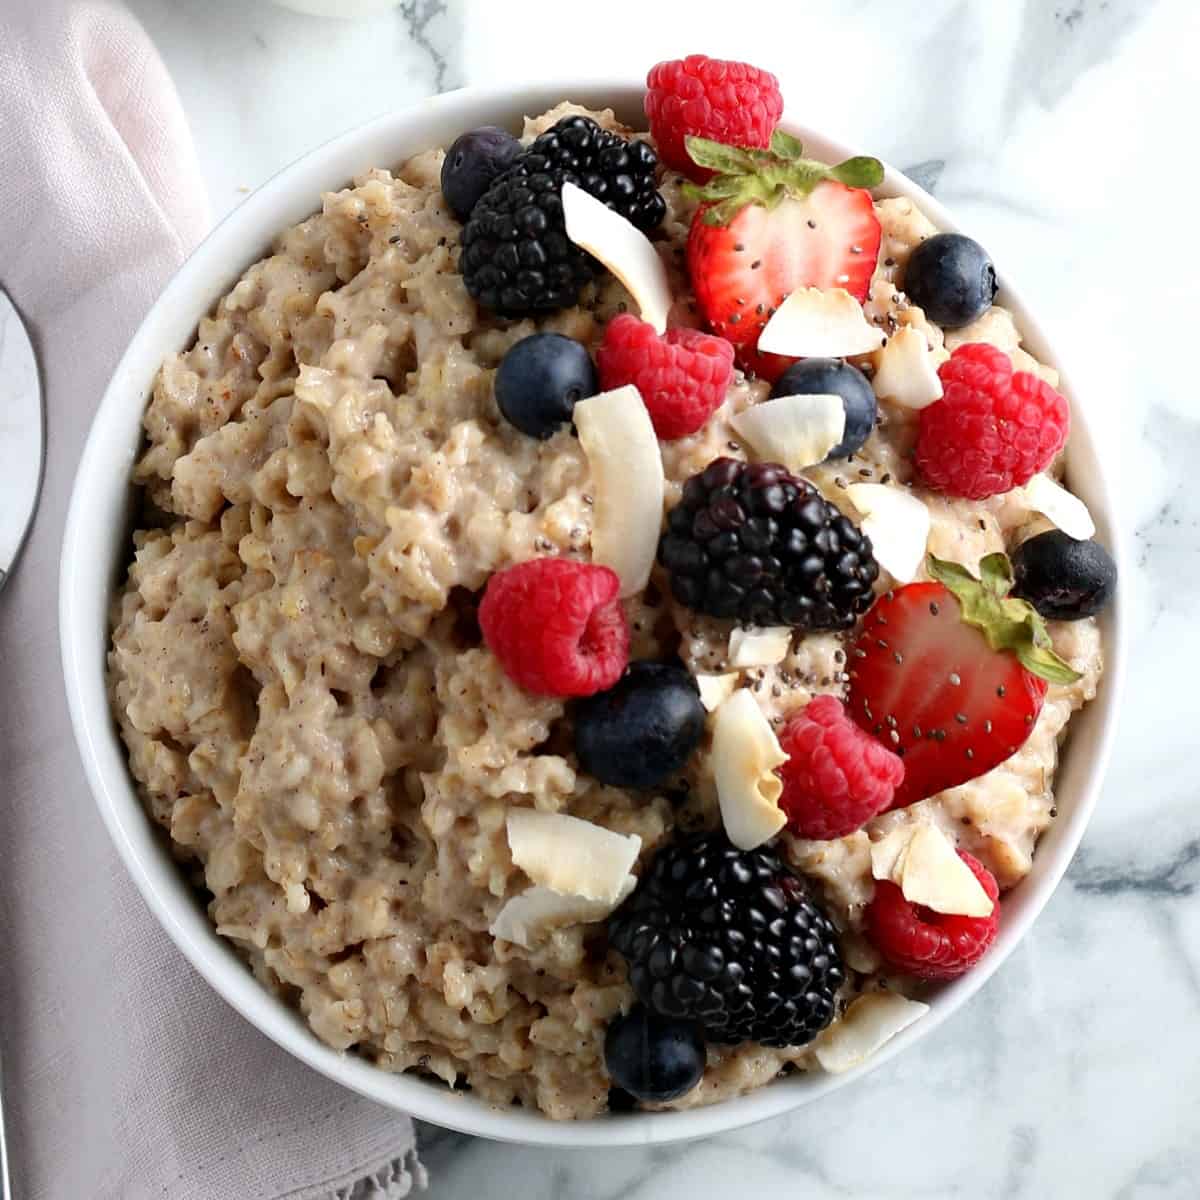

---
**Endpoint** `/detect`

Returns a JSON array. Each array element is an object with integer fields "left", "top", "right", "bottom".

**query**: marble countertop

[{"left": 118, "top": 0, "right": 1200, "bottom": 1194}]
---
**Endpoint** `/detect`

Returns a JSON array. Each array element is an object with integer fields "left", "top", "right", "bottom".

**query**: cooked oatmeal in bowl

[{"left": 95, "top": 57, "right": 1119, "bottom": 1127}]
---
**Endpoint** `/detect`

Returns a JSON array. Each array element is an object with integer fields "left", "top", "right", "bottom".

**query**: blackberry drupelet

[
  {"left": 460, "top": 115, "right": 666, "bottom": 317},
  {"left": 608, "top": 834, "right": 844, "bottom": 1048},
  {"left": 658, "top": 458, "right": 880, "bottom": 629}
]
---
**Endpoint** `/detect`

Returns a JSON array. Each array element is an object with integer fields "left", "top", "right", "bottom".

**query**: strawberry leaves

[
  {"left": 683, "top": 131, "right": 884, "bottom": 227},
  {"left": 827, "top": 157, "right": 888, "bottom": 188},
  {"left": 927, "top": 554, "right": 1081, "bottom": 685}
]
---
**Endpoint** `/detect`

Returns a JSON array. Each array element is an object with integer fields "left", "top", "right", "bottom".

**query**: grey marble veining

[
  {"left": 398, "top": 0, "right": 461, "bottom": 94},
  {"left": 50, "top": 0, "right": 1200, "bottom": 1194}
]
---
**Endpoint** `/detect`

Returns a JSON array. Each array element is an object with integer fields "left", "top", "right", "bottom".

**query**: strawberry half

[
  {"left": 847, "top": 554, "right": 1081, "bottom": 809},
  {"left": 684, "top": 131, "right": 884, "bottom": 382}
]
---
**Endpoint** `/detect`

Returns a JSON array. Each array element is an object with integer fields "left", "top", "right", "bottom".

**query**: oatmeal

[{"left": 109, "top": 63, "right": 1109, "bottom": 1120}]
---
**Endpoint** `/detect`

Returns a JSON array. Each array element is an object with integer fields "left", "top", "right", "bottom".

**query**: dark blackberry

[
  {"left": 658, "top": 458, "right": 880, "bottom": 630},
  {"left": 460, "top": 115, "right": 666, "bottom": 317},
  {"left": 608, "top": 834, "right": 844, "bottom": 1048}
]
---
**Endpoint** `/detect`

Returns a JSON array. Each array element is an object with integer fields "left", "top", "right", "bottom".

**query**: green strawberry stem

[
  {"left": 927, "top": 554, "right": 1081, "bottom": 685},
  {"left": 683, "top": 129, "right": 885, "bottom": 227}
]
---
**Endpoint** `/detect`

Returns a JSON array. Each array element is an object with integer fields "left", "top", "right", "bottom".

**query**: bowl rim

[{"left": 60, "top": 78, "right": 1128, "bottom": 1148}]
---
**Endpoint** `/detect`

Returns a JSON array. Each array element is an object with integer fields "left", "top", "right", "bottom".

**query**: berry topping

[
  {"left": 604, "top": 1005, "right": 706, "bottom": 1103},
  {"left": 769, "top": 358, "right": 877, "bottom": 460},
  {"left": 644, "top": 55, "right": 784, "bottom": 182},
  {"left": 916, "top": 342, "right": 1070, "bottom": 500},
  {"left": 658, "top": 457, "right": 880, "bottom": 630},
  {"left": 901, "top": 232, "right": 998, "bottom": 330},
  {"left": 479, "top": 559, "right": 629, "bottom": 697},
  {"left": 777, "top": 695, "right": 905, "bottom": 840},
  {"left": 608, "top": 833, "right": 845, "bottom": 1047},
  {"left": 461, "top": 116, "right": 666, "bottom": 317},
  {"left": 1012, "top": 529, "right": 1117, "bottom": 621},
  {"left": 574, "top": 661, "right": 706, "bottom": 789},
  {"left": 685, "top": 132, "right": 883, "bottom": 380},
  {"left": 494, "top": 332, "right": 598, "bottom": 439},
  {"left": 440, "top": 126, "right": 522, "bottom": 222},
  {"left": 847, "top": 554, "right": 1080, "bottom": 808},
  {"left": 596, "top": 314, "right": 734, "bottom": 439},
  {"left": 865, "top": 849, "right": 1000, "bottom": 980}
]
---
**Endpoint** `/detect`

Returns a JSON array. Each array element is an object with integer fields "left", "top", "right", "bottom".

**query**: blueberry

[
  {"left": 902, "top": 232, "right": 998, "bottom": 329},
  {"left": 494, "top": 333, "right": 598, "bottom": 439},
  {"left": 1011, "top": 529, "right": 1116, "bottom": 621},
  {"left": 604, "top": 1006, "right": 706, "bottom": 1103},
  {"left": 574, "top": 661, "right": 705, "bottom": 789},
  {"left": 440, "top": 126, "right": 521, "bottom": 222},
  {"left": 770, "top": 358, "right": 876, "bottom": 459}
]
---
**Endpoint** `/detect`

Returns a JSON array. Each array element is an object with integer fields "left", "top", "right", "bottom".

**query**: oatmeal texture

[{"left": 109, "top": 105, "right": 1103, "bottom": 1119}]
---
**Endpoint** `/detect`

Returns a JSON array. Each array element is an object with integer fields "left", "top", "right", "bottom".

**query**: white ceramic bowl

[{"left": 61, "top": 80, "right": 1127, "bottom": 1147}]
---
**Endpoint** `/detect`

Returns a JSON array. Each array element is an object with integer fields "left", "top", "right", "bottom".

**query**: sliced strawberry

[
  {"left": 683, "top": 132, "right": 883, "bottom": 382},
  {"left": 847, "top": 555, "right": 1080, "bottom": 808}
]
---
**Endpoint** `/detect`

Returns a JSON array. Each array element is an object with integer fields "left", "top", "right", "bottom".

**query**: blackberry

[
  {"left": 460, "top": 115, "right": 666, "bottom": 317},
  {"left": 658, "top": 458, "right": 880, "bottom": 630},
  {"left": 608, "top": 834, "right": 844, "bottom": 1048}
]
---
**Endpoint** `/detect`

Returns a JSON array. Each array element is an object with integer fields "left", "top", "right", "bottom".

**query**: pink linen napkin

[{"left": 0, "top": 2, "right": 424, "bottom": 1196}]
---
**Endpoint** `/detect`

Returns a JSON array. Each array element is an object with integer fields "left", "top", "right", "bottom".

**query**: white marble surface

[{"left": 104, "top": 0, "right": 1200, "bottom": 1194}]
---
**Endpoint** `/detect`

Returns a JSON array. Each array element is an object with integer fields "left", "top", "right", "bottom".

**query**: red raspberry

[
  {"left": 645, "top": 55, "right": 784, "bottom": 182},
  {"left": 915, "top": 342, "right": 1070, "bottom": 500},
  {"left": 865, "top": 849, "right": 1000, "bottom": 980},
  {"left": 777, "top": 695, "right": 905, "bottom": 840},
  {"left": 479, "top": 559, "right": 629, "bottom": 697},
  {"left": 596, "top": 314, "right": 734, "bottom": 440}
]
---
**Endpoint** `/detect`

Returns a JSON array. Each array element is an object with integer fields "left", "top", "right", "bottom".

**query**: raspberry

[
  {"left": 777, "top": 695, "right": 904, "bottom": 840},
  {"left": 479, "top": 559, "right": 629, "bottom": 697},
  {"left": 915, "top": 343, "right": 1070, "bottom": 500},
  {"left": 645, "top": 55, "right": 783, "bottom": 182},
  {"left": 596, "top": 314, "right": 734, "bottom": 439},
  {"left": 865, "top": 850, "right": 1000, "bottom": 980}
]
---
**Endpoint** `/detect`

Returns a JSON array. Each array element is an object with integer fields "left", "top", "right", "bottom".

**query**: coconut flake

[
  {"left": 815, "top": 992, "right": 930, "bottom": 1074},
  {"left": 562, "top": 181, "right": 672, "bottom": 333},
  {"left": 1023, "top": 473, "right": 1096, "bottom": 540},
  {"left": 845, "top": 483, "right": 931, "bottom": 584},
  {"left": 712, "top": 689, "right": 788, "bottom": 850},
  {"left": 871, "top": 325, "right": 944, "bottom": 410},
  {"left": 506, "top": 810, "right": 641, "bottom": 905},
  {"left": 574, "top": 384, "right": 665, "bottom": 597},
  {"left": 757, "top": 287, "right": 885, "bottom": 357},
  {"left": 696, "top": 673, "right": 739, "bottom": 712},
  {"left": 490, "top": 876, "right": 636, "bottom": 949},
  {"left": 899, "top": 826, "right": 994, "bottom": 917},
  {"left": 728, "top": 626, "right": 793, "bottom": 669},
  {"left": 731, "top": 393, "right": 846, "bottom": 471},
  {"left": 870, "top": 825, "right": 920, "bottom": 883}
]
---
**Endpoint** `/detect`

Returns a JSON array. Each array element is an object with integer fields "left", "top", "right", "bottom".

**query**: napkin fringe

[{"left": 334, "top": 1145, "right": 428, "bottom": 1199}]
